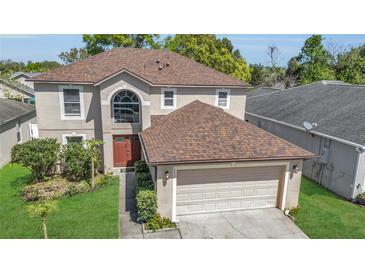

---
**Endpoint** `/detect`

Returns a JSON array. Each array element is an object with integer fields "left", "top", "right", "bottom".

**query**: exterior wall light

[
  {"left": 293, "top": 165, "right": 300, "bottom": 173},
  {"left": 165, "top": 171, "right": 170, "bottom": 179}
]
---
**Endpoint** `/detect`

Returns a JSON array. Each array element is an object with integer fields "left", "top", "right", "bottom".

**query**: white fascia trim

[
  {"left": 59, "top": 85, "right": 85, "bottom": 120},
  {"left": 31, "top": 81, "right": 93, "bottom": 85},
  {"left": 246, "top": 112, "right": 365, "bottom": 150},
  {"left": 161, "top": 87, "right": 177, "bottom": 110},
  {"left": 62, "top": 133, "right": 87, "bottom": 145},
  {"left": 215, "top": 88, "right": 231, "bottom": 110}
]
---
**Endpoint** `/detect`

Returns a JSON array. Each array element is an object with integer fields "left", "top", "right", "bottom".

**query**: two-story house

[{"left": 29, "top": 48, "right": 313, "bottom": 221}]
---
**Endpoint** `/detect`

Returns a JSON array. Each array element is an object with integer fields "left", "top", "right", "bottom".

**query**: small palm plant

[
  {"left": 85, "top": 138, "right": 103, "bottom": 189},
  {"left": 28, "top": 200, "right": 57, "bottom": 239}
]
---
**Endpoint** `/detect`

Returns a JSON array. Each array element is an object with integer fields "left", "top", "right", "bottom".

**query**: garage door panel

[{"left": 177, "top": 166, "right": 282, "bottom": 215}]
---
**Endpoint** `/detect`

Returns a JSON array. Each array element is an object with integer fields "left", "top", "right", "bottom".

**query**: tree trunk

[
  {"left": 42, "top": 218, "right": 48, "bottom": 239},
  {"left": 91, "top": 158, "right": 95, "bottom": 189}
]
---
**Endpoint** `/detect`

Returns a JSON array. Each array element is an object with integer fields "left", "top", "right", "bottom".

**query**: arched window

[{"left": 112, "top": 90, "right": 140, "bottom": 123}]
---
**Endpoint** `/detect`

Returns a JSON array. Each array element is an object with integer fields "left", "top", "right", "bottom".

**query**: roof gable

[
  {"left": 29, "top": 48, "right": 248, "bottom": 87},
  {"left": 140, "top": 100, "right": 314, "bottom": 164}
]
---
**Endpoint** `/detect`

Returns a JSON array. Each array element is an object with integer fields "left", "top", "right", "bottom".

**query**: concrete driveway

[{"left": 178, "top": 208, "right": 308, "bottom": 239}]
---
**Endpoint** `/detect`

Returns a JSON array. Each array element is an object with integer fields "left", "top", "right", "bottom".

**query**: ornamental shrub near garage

[
  {"left": 134, "top": 160, "right": 154, "bottom": 191},
  {"left": 11, "top": 138, "right": 60, "bottom": 182},
  {"left": 136, "top": 190, "right": 157, "bottom": 222},
  {"left": 62, "top": 143, "right": 91, "bottom": 181}
]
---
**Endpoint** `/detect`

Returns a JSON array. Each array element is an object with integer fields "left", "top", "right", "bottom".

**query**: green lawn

[
  {"left": 0, "top": 164, "right": 119, "bottom": 239},
  {"left": 292, "top": 177, "right": 365, "bottom": 239}
]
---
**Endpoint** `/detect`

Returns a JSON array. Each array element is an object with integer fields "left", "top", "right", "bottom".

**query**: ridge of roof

[{"left": 28, "top": 48, "right": 248, "bottom": 87}]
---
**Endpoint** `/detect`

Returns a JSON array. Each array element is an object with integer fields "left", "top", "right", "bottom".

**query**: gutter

[
  {"left": 0, "top": 108, "right": 36, "bottom": 127},
  {"left": 246, "top": 112, "right": 365, "bottom": 150},
  {"left": 147, "top": 155, "right": 317, "bottom": 167}
]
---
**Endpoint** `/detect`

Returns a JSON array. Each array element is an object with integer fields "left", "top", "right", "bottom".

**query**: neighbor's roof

[
  {"left": 246, "top": 81, "right": 365, "bottom": 145},
  {"left": 244, "top": 86, "right": 283, "bottom": 98},
  {"left": 0, "top": 98, "right": 35, "bottom": 125},
  {"left": 140, "top": 100, "right": 314, "bottom": 165},
  {"left": 29, "top": 48, "right": 248, "bottom": 87},
  {"left": 0, "top": 77, "right": 34, "bottom": 96},
  {"left": 11, "top": 71, "right": 42, "bottom": 79}
]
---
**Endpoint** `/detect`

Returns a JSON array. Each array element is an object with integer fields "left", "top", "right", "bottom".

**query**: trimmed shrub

[
  {"left": 134, "top": 160, "right": 150, "bottom": 174},
  {"left": 136, "top": 190, "right": 157, "bottom": 222},
  {"left": 62, "top": 143, "right": 91, "bottom": 181},
  {"left": 145, "top": 214, "right": 176, "bottom": 231},
  {"left": 134, "top": 160, "right": 154, "bottom": 191},
  {"left": 11, "top": 138, "right": 60, "bottom": 182}
]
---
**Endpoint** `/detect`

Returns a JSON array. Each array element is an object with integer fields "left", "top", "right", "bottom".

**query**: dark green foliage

[
  {"left": 11, "top": 138, "right": 60, "bottom": 182},
  {"left": 136, "top": 190, "right": 157, "bottom": 222},
  {"left": 134, "top": 160, "right": 154, "bottom": 191},
  {"left": 335, "top": 45, "right": 365, "bottom": 84},
  {"left": 62, "top": 143, "right": 91, "bottom": 181},
  {"left": 164, "top": 34, "right": 251, "bottom": 82},
  {"left": 144, "top": 214, "right": 176, "bottom": 231}
]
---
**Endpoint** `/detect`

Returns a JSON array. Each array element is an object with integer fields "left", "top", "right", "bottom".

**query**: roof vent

[
  {"left": 158, "top": 64, "right": 163, "bottom": 70},
  {"left": 156, "top": 59, "right": 160, "bottom": 64},
  {"left": 166, "top": 62, "right": 170, "bottom": 67}
]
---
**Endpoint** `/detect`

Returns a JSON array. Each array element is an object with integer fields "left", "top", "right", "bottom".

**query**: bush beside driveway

[
  {"left": 292, "top": 177, "right": 365, "bottom": 239},
  {"left": 0, "top": 164, "right": 119, "bottom": 239}
]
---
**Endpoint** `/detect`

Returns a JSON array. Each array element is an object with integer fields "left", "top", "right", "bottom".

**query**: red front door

[{"left": 113, "top": 135, "right": 141, "bottom": 167}]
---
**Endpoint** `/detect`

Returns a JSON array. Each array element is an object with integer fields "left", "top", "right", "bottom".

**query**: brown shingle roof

[
  {"left": 29, "top": 48, "right": 248, "bottom": 87},
  {"left": 140, "top": 100, "right": 315, "bottom": 165}
]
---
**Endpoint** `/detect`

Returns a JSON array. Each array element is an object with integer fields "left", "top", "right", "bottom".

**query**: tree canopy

[
  {"left": 163, "top": 35, "right": 251, "bottom": 82},
  {"left": 335, "top": 45, "right": 365, "bottom": 84}
]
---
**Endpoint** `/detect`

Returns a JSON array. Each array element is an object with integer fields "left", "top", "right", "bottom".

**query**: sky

[{"left": 0, "top": 34, "right": 365, "bottom": 67}]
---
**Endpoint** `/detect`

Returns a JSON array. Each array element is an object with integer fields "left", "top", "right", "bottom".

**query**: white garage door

[{"left": 176, "top": 166, "right": 282, "bottom": 215}]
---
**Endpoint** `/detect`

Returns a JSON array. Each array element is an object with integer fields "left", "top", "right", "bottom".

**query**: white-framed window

[
  {"left": 62, "top": 133, "right": 86, "bottom": 145},
  {"left": 16, "top": 121, "right": 22, "bottom": 143},
  {"left": 112, "top": 90, "right": 140, "bottom": 124},
  {"left": 161, "top": 88, "right": 177, "bottom": 109},
  {"left": 59, "top": 85, "right": 85, "bottom": 120},
  {"left": 215, "top": 89, "right": 231, "bottom": 109}
]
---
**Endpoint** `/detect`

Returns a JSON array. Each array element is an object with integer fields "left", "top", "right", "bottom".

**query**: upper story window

[
  {"left": 112, "top": 90, "right": 140, "bottom": 123},
  {"left": 161, "top": 88, "right": 177, "bottom": 109},
  {"left": 59, "top": 85, "right": 84, "bottom": 120},
  {"left": 16, "top": 121, "right": 22, "bottom": 143},
  {"left": 215, "top": 89, "right": 230, "bottom": 109}
]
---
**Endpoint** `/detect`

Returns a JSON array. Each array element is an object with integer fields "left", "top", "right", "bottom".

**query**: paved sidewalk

[{"left": 119, "top": 171, "right": 181, "bottom": 239}]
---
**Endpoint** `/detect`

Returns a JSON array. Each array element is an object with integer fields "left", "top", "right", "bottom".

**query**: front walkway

[{"left": 119, "top": 171, "right": 181, "bottom": 239}]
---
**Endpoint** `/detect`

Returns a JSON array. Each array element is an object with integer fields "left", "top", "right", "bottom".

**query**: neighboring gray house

[
  {"left": 28, "top": 48, "right": 314, "bottom": 221},
  {"left": 10, "top": 72, "right": 41, "bottom": 89},
  {"left": 245, "top": 81, "right": 365, "bottom": 200},
  {"left": 0, "top": 98, "right": 37, "bottom": 167},
  {"left": 0, "top": 76, "right": 35, "bottom": 103}
]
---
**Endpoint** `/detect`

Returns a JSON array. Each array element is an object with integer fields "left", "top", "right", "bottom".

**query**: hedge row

[{"left": 134, "top": 160, "right": 156, "bottom": 222}]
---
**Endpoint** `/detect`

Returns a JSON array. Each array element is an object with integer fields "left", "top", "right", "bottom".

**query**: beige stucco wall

[
  {"left": 0, "top": 112, "right": 37, "bottom": 167},
  {"left": 34, "top": 72, "right": 248, "bottom": 171},
  {"left": 150, "top": 86, "right": 246, "bottom": 120},
  {"left": 155, "top": 160, "right": 303, "bottom": 220}
]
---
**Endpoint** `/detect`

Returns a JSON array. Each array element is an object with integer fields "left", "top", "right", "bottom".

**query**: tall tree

[
  {"left": 59, "top": 47, "right": 90, "bottom": 64},
  {"left": 25, "top": 61, "right": 61, "bottom": 72},
  {"left": 83, "top": 34, "right": 161, "bottom": 55},
  {"left": 335, "top": 45, "right": 365, "bottom": 84},
  {"left": 296, "top": 35, "right": 336, "bottom": 84},
  {"left": 164, "top": 35, "right": 251, "bottom": 82}
]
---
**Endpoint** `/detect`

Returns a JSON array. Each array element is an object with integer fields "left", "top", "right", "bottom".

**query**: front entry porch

[{"left": 113, "top": 134, "right": 141, "bottom": 168}]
